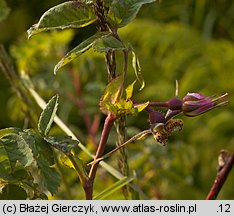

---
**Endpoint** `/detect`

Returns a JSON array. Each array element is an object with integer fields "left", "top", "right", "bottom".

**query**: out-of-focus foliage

[
  {"left": 119, "top": 19, "right": 234, "bottom": 199},
  {"left": 139, "top": 0, "right": 234, "bottom": 40},
  {"left": 0, "top": 0, "right": 10, "bottom": 22},
  {"left": 11, "top": 30, "right": 74, "bottom": 74},
  {"left": 0, "top": 0, "right": 234, "bottom": 199}
]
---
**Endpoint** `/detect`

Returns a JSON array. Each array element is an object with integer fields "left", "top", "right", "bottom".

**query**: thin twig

[
  {"left": 88, "top": 129, "right": 151, "bottom": 166},
  {"left": 206, "top": 149, "right": 234, "bottom": 200}
]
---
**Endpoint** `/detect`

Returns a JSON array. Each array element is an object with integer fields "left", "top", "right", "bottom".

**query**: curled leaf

[
  {"left": 38, "top": 95, "right": 59, "bottom": 136},
  {"left": 132, "top": 50, "right": 145, "bottom": 90}
]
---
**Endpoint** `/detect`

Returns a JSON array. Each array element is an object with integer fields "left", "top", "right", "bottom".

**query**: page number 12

[{"left": 218, "top": 204, "right": 231, "bottom": 213}]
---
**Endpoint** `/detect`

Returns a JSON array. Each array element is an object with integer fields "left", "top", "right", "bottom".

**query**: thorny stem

[{"left": 206, "top": 149, "right": 234, "bottom": 200}]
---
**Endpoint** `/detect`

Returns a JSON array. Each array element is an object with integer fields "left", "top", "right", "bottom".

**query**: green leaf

[
  {"left": 27, "top": 1, "right": 96, "bottom": 38},
  {"left": 0, "top": 0, "right": 10, "bottom": 22},
  {"left": 0, "top": 127, "right": 22, "bottom": 139},
  {"left": 38, "top": 95, "right": 59, "bottom": 136},
  {"left": 44, "top": 135, "right": 79, "bottom": 154},
  {"left": 0, "top": 128, "right": 60, "bottom": 195},
  {"left": 93, "top": 36, "right": 126, "bottom": 52},
  {"left": 54, "top": 32, "right": 109, "bottom": 74},
  {"left": 132, "top": 50, "right": 145, "bottom": 90},
  {"left": 125, "top": 80, "right": 136, "bottom": 99},
  {"left": 20, "top": 131, "right": 60, "bottom": 195},
  {"left": 0, "top": 184, "right": 27, "bottom": 200},
  {"left": 27, "top": 84, "right": 143, "bottom": 194},
  {"left": 0, "top": 165, "right": 18, "bottom": 182},
  {"left": 99, "top": 76, "right": 123, "bottom": 114},
  {"left": 108, "top": 0, "right": 156, "bottom": 28},
  {"left": 94, "top": 176, "right": 134, "bottom": 200},
  {"left": 0, "top": 134, "right": 34, "bottom": 169}
]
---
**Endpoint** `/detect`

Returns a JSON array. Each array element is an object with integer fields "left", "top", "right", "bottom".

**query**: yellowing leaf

[
  {"left": 125, "top": 80, "right": 136, "bottom": 99},
  {"left": 99, "top": 76, "right": 123, "bottom": 114},
  {"left": 134, "top": 101, "right": 149, "bottom": 112}
]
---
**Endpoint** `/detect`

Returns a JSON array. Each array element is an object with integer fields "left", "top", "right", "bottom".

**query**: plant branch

[
  {"left": 87, "top": 113, "right": 116, "bottom": 199},
  {"left": 28, "top": 85, "right": 147, "bottom": 198},
  {"left": 88, "top": 129, "right": 151, "bottom": 166},
  {"left": 133, "top": 100, "right": 168, "bottom": 108},
  {"left": 206, "top": 149, "right": 234, "bottom": 200}
]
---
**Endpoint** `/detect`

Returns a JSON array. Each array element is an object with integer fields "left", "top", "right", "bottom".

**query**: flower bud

[
  {"left": 182, "top": 92, "right": 228, "bottom": 117},
  {"left": 166, "top": 97, "right": 183, "bottom": 111},
  {"left": 149, "top": 110, "right": 166, "bottom": 128}
]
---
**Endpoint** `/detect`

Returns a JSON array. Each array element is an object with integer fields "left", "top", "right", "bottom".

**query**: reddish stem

[
  {"left": 86, "top": 114, "right": 116, "bottom": 199},
  {"left": 206, "top": 149, "right": 234, "bottom": 200}
]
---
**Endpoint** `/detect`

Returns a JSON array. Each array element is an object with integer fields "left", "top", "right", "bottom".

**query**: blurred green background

[{"left": 0, "top": 0, "right": 234, "bottom": 199}]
